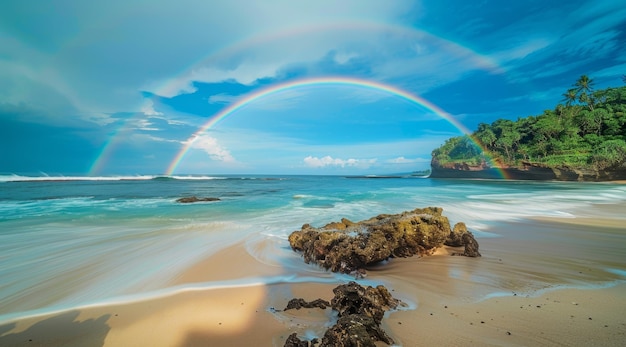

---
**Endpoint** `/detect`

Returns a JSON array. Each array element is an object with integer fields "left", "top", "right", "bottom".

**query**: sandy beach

[{"left": 1, "top": 203, "right": 625, "bottom": 346}]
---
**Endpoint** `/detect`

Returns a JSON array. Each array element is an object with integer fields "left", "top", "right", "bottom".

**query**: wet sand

[
  {"left": 1, "top": 204, "right": 625, "bottom": 346},
  {"left": 387, "top": 283, "right": 626, "bottom": 346}
]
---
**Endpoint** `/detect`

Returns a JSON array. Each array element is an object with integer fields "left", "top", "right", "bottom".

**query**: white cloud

[
  {"left": 334, "top": 51, "right": 359, "bottom": 64},
  {"left": 208, "top": 93, "right": 241, "bottom": 104},
  {"left": 488, "top": 0, "right": 626, "bottom": 81},
  {"left": 132, "top": 118, "right": 159, "bottom": 131},
  {"left": 188, "top": 135, "right": 236, "bottom": 163},
  {"left": 141, "top": 9, "right": 499, "bottom": 97},
  {"left": 1, "top": 0, "right": 415, "bottom": 116},
  {"left": 206, "top": 89, "right": 308, "bottom": 111},
  {"left": 386, "top": 156, "right": 430, "bottom": 164},
  {"left": 141, "top": 99, "right": 163, "bottom": 116},
  {"left": 492, "top": 38, "right": 553, "bottom": 62},
  {"left": 304, "top": 155, "right": 377, "bottom": 168},
  {"left": 128, "top": 133, "right": 177, "bottom": 144}
]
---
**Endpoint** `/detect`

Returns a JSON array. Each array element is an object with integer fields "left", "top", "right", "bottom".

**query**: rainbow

[
  {"left": 88, "top": 125, "right": 131, "bottom": 176},
  {"left": 88, "top": 20, "right": 506, "bottom": 175},
  {"left": 164, "top": 76, "right": 507, "bottom": 177},
  {"left": 152, "top": 20, "right": 504, "bottom": 98},
  {"left": 88, "top": 136, "right": 115, "bottom": 176}
]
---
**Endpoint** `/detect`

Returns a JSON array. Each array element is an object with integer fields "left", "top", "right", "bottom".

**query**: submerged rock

[
  {"left": 288, "top": 207, "right": 476, "bottom": 273},
  {"left": 175, "top": 196, "right": 220, "bottom": 203}
]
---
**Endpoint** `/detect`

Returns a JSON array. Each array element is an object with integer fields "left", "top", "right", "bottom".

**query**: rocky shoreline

[
  {"left": 285, "top": 207, "right": 480, "bottom": 345},
  {"left": 282, "top": 282, "right": 403, "bottom": 346},
  {"left": 430, "top": 160, "right": 626, "bottom": 181}
]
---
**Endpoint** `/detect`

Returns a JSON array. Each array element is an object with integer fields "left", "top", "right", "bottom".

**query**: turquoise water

[{"left": 1, "top": 175, "right": 625, "bottom": 322}]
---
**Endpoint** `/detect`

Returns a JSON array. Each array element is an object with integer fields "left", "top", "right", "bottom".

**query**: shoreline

[
  {"left": 2, "top": 254, "right": 624, "bottom": 346},
  {"left": 532, "top": 202, "right": 626, "bottom": 228},
  {"left": 1, "top": 203, "right": 625, "bottom": 346}
]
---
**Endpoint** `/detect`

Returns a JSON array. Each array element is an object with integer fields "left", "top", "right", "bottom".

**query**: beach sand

[{"left": 1, "top": 204, "right": 625, "bottom": 346}]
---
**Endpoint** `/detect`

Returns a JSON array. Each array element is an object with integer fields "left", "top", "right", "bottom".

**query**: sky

[{"left": 1, "top": 0, "right": 625, "bottom": 176}]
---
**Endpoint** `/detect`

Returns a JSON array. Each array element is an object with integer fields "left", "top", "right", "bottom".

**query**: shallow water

[{"left": 1, "top": 175, "right": 625, "bottom": 322}]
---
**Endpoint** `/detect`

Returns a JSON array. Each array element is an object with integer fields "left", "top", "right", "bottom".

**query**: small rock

[
  {"left": 320, "top": 314, "right": 394, "bottom": 346},
  {"left": 284, "top": 298, "right": 331, "bottom": 311},
  {"left": 331, "top": 281, "right": 402, "bottom": 325},
  {"left": 284, "top": 333, "right": 310, "bottom": 347},
  {"left": 176, "top": 196, "right": 220, "bottom": 203}
]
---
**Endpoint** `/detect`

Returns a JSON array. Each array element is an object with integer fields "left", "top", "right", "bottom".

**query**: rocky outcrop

[
  {"left": 430, "top": 159, "right": 626, "bottom": 181},
  {"left": 330, "top": 282, "right": 401, "bottom": 325},
  {"left": 282, "top": 282, "right": 402, "bottom": 347},
  {"left": 444, "top": 222, "right": 468, "bottom": 247},
  {"left": 288, "top": 207, "right": 479, "bottom": 274},
  {"left": 175, "top": 196, "right": 220, "bottom": 203},
  {"left": 445, "top": 222, "right": 481, "bottom": 257}
]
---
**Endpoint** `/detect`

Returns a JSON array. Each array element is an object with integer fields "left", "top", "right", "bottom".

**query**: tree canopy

[{"left": 433, "top": 76, "right": 626, "bottom": 171}]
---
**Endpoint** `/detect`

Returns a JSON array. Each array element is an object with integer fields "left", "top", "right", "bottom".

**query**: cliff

[{"left": 430, "top": 159, "right": 626, "bottom": 181}]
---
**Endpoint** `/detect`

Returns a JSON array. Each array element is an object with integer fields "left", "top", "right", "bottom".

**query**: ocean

[{"left": 1, "top": 175, "right": 625, "bottom": 323}]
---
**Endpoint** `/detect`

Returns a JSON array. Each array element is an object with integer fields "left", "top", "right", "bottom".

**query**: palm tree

[
  {"left": 574, "top": 75, "right": 595, "bottom": 110},
  {"left": 562, "top": 88, "right": 578, "bottom": 107},
  {"left": 575, "top": 75, "right": 594, "bottom": 94}
]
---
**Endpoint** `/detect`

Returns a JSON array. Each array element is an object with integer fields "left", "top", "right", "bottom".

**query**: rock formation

[
  {"left": 445, "top": 222, "right": 481, "bottom": 257},
  {"left": 319, "top": 314, "right": 394, "bottom": 347},
  {"left": 330, "top": 282, "right": 401, "bottom": 325},
  {"left": 288, "top": 207, "right": 479, "bottom": 274},
  {"left": 282, "top": 282, "right": 402, "bottom": 347},
  {"left": 175, "top": 196, "right": 220, "bottom": 203}
]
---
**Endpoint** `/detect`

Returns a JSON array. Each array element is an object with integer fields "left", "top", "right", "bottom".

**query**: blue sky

[{"left": 1, "top": 0, "right": 625, "bottom": 176}]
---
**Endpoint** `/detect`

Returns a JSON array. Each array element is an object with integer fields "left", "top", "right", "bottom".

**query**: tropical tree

[
  {"left": 474, "top": 123, "right": 497, "bottom": 149},
  {"left": 590, "top": 139, "right": 626, "bottom": 170},
  {"left": 534, "top": 113, "right": 562, "bottom": 140},
  {"left": 575, "top": 75, "right": 594, "bottom": 95},
  {"left": 448, "top": 136, "right": 482, "bottom": 160},
  {"left": 431, "top": 79, "right": 626, "bottom": 171},
  {"left": 562, "top": 88, "right": 578, "bottom": 107},
  {"left": 574, "top": 75, "right": 595, "bottom": 110}
]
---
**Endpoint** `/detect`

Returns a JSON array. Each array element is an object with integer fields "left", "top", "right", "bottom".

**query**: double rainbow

[{"left": 164, "top": 76, "right": 505, "bottom": 177}]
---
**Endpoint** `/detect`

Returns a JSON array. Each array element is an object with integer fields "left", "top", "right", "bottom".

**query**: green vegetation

[{"left": 433, "top": 76, "right": 626, "bottom": 171}]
